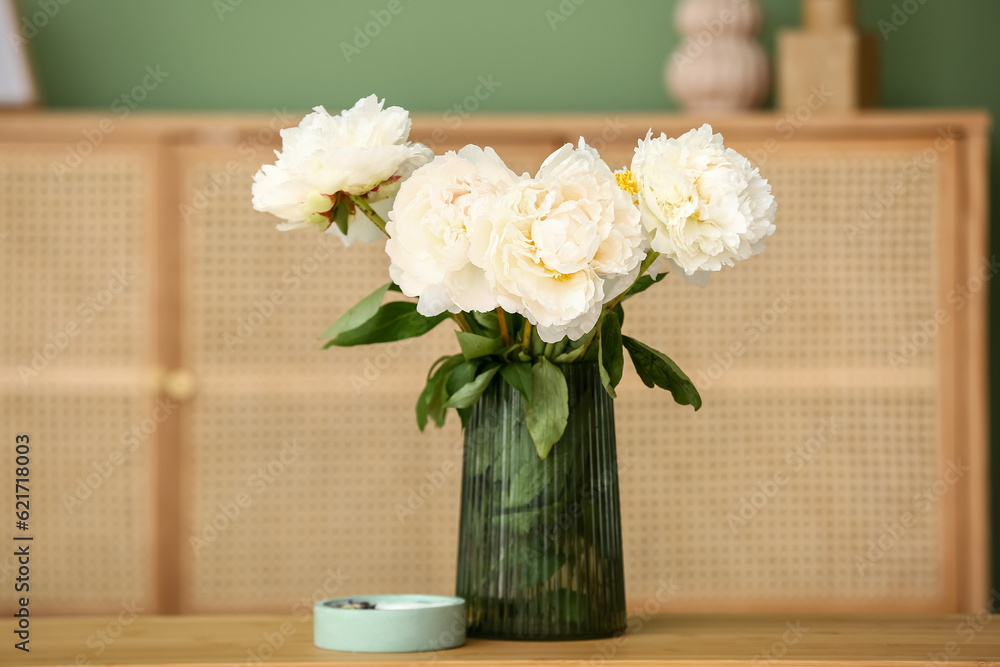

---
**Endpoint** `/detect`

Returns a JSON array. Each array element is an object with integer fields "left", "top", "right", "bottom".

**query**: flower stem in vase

[
  {"left": 452, "top": 312, "right": 473, "bottom": 333},
  {"left": 496, "top": 308, "right": 511, "bottom": 346},
  {"left": 520, "top": 322, "right": 533, "bottom": 353}
]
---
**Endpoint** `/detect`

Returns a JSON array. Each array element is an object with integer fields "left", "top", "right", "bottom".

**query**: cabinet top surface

[
  {"left": 11, "top": 613, "right": 1000, "bottom": 667},
  {"left": 0, "top": 109, "right": 990, "bottom": 144}
]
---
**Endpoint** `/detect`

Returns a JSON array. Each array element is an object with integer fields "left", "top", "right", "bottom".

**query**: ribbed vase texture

[{"left": 456, "top": 362, "right": 626, "bottom": 640}]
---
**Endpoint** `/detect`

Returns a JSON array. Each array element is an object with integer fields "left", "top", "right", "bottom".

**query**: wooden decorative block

[
  {"left": 778, "top": 27, "right": 879, "bottom": 111},
  {"left": 803, "top": 0, "right": 856, "bottom": 30}
]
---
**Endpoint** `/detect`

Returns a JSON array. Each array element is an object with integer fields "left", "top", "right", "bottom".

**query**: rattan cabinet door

[
  {"left": 173, "top": 118, "right": 986, "bottom": 615},
  {"left": 175, "top": 137, "right": 576, "bottom": 612},
  {"left": 0, "top": 142, "right": 161, "bottom": 614},
  {"left": 610, "top": 137, "right": 968, "bottom": 612},
  {"left": 174, "top": 140, "right": 557, "bottom": 613}
]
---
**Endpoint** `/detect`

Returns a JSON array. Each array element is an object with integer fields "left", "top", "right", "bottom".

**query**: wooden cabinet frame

[{"left": 0, "top": 111, "right": 990, "bottom": 614}]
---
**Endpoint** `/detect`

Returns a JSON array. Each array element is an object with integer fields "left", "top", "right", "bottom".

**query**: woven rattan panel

[
  {"left": 617, "top": 143, "right": 948, "bottom": 608},
  {"left": 179, "top": 146, "right": 463, "bottom": 612},
  {"left": 179, "top": 140, "right": 950, "bottom": 612},
  {"left": 0, "top": 148, "right": 152, "bottom": 370},
  {"left": 0, "top": 388, "right": 158, "bottom": 614},
  {"left": 0, "top": 145, "right": 158, "bottom": 613}
]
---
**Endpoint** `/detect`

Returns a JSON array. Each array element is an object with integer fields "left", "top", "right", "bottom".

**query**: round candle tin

[{"left": 313, "top": 594, "right": 466, "bottom": 653}]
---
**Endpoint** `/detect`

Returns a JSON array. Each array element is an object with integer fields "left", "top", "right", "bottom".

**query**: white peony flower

[
  {"left": 630, "top": 124, "right": 776, "bottom": 277},
  {"left": 251, "top": 94, "right": 433, "bottom": 245},
  {"left": 469, "top": 140, "right": 647, "bottom": 343},
  {"left": 386, "top": 146, "right": 518, "bottom": 317}
]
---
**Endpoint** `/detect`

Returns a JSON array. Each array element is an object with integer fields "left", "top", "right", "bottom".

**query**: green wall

[{"left": 15, "top": 0, "right": 999, "bottom": 599}]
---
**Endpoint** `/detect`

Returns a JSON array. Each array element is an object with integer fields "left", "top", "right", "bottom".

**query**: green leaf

[
  {"left": 426, "top": 376, "right": 451, "bottom": 428},
  {"left": 622, "top": 336, "right": 702, "bottom": 410},
  {"left": 553, "top": 342, "right": 587, "bottom": 363},
  {"left": 613, "top": 302, "right": 625, "bottom": 326},
  {"left": 457, "top": 406, "right": 473, "bottom": 429},
  {"left": 425, "top": 354, "right": 454, "bottom": 381},
  {"left": 417, "top": 354, "right": 463, "bottom": 430},
  {"left": 524, "top": 358, "right": 569, "bottom": 459},
  {"left": 416, "top": 386, "right": 431, "bottom": 431},
  {"left": 597, "top": 335, "right": 616, "bottom": 399},
  {"left": 499, "top": 362, "right": 532, "bottom": 401},
  {"left": 519, "top": 551, "right": 566, "bottom": 589},
  {"left": 471, "top": 310, "right": 501, "bottom": 338},
  {"left": 444, "top": 365, "right": 500, "bottom": 409},
  {"left": 601, "top": 311, "right": 624, "bottom": 389},
  {"left": 621, "top": 271, "right": 667, "bottom": 301},
  {"left": 333, "top": 199, "right": 350, "bottom": 236},
  {"left": 323, "top": 301, "right": 448, "bottom": 348},
  {"left": 319, "top": 282, "right": 391, "bottom": 341},
  {"left": 446, "top": 360, "right": 479, "bottom": 396},
  {"left": 467, "top": 413, "right": 523, "bottom": 476},
  {"left": 455, "top": 331, "right": 502, "bottom": 361},
  {"left": 497, "top": 343, "right": 531, "bottom": 363},
  {"left": 500, "top": 538, "right": 565, "bottom": 589},
  {"left": 495, "top": 503, "right": 564, "bottom": 534},
  {"left": 530, "top": 328, "right": 545, "bottom": 357},
  {"left": 504, "top": 458, "right": 559, "bottom": 508}
]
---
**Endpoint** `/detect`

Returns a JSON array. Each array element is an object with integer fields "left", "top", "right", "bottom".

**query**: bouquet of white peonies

[{"left": 253, "top": 95, "right": 776, "bottom": 459}]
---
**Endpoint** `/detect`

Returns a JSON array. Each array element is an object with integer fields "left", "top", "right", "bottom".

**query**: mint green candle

[{"left": 313, "top": 595, "right": 466, "bottom": 653}]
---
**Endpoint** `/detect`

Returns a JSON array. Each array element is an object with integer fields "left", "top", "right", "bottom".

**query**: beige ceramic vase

[{"left": 666, "top": 0, "right": 770, "bottom": 111}]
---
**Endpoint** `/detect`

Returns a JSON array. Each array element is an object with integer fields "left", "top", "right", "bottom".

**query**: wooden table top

[{"left": 9, "top": 613, "right": 1000, "bottom": 666}]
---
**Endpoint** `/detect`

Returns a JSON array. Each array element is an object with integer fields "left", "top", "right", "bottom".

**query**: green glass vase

[{"left": 455, "top": 361, "right": 626, "bottom": 640}]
